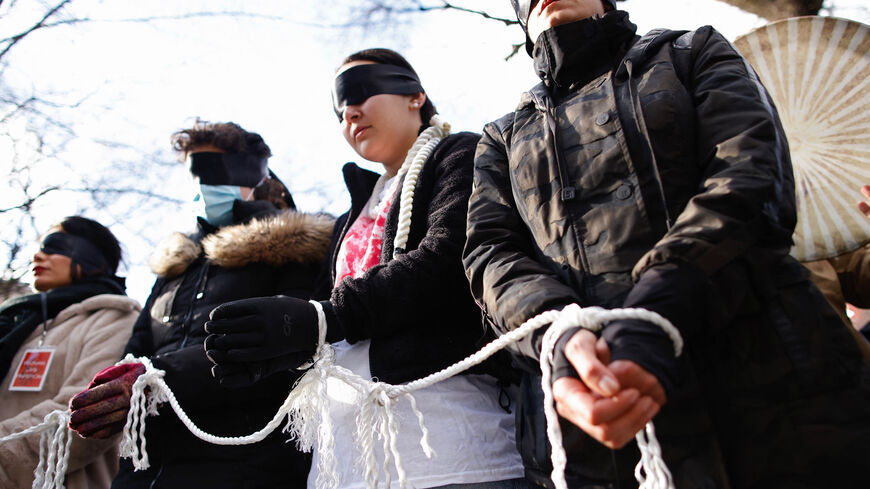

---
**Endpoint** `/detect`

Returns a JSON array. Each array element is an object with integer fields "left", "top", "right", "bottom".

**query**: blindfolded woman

[
  {"left": 205, "top": 49, "right": 529, "bottom": 488},
  {"left": 0, "top": 216, "right": 139, "bottom": 489},
  {"left": 68, "top": 121, "right": 334, "bottom": 489}
]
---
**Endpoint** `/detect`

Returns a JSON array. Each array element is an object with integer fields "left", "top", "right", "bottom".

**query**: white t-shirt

[{"left": 307, "top": 340, "right": 525, "bottom": 489}]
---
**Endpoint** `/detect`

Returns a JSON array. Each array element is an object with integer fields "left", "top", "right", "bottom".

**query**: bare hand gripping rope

[{"left": 0, "top": 116, "right": 682, "bottom": 489}]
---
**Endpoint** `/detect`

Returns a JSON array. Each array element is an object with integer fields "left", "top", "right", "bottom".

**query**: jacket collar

[
  {"left": 531, "top": 10, "right": 637, "bottom": 92},
  {"left": 150, "top": 210, "right": 335, "bottom": 278},
  {"left": 341, "top": 162, "right": 383, "bottom": 222}
]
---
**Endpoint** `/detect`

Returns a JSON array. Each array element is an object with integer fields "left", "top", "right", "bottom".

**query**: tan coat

[
  {"left": 804, "top": 244, "right": 870, "bottom": 361},
  {"left": 0, "top": 294, "right": 139, "bottom": 489}
]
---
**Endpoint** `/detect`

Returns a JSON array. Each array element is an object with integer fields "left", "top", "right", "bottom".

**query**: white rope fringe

[{"left": 0, "top": 409, "right": 71, "bottom": 489}]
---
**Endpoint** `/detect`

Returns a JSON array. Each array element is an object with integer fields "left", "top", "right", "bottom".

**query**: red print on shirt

[{"left": 335, "top": 192, "right": 394, "bottom": 286}]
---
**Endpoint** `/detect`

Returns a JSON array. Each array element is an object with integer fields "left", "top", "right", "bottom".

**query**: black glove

[
  {"left": 204, "top": 296, "right": 320, "bottom": 364},
  {"left": 208, "top": 352, "right": 312, "bottom": 389},
  {"left": 550, "top": 326, "right": 582, "bottom": 384}
]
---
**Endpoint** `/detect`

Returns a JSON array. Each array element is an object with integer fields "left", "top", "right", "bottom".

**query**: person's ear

[{"left": 409, "top": 93, "right": 426, "bottom": 110}]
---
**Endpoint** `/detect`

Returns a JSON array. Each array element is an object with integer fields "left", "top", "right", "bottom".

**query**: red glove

[{"left": 68, "top": 363, "right": 145, "bottom": 439}]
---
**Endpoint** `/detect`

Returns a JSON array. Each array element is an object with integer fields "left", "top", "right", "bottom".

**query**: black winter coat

[
  {"left": 464, "top": 13, "right": 870, "bottom": 489},
  {"left": 316, "top": 132, "right": 506, "bottom": 384},
  {"left": 114, "top": 200, "right": 334, "bottom": 489}
]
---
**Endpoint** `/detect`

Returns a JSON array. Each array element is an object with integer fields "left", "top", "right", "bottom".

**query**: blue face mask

[{"left": 196, "top": 184, "right": 243, "bottom": 227}]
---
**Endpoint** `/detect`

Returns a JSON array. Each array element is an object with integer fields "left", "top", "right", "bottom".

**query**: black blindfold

[
  {"left": 189, "top": 152, "right": 269, "bottom": 187},
  {"left": 40, "top": 232, "right": 111, "bottom": 278},
  {"left": 332, "top": 64, "right": 424, "bottom": 121}
]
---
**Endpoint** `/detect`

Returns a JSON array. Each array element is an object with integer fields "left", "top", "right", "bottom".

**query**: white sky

[{"left": 2, "top": 0, "right": 868, "bottom": 302}]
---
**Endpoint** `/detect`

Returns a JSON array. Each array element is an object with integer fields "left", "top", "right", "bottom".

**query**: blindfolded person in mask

[
  {"left": 462, "top": 1, "right": 870, "bottom": 488},
  {"left": 1, "top": 216, "right": 139, "bottom": 489},
  {"left": 68, "top": 120, "right": 334, "bottom": 489},
  {"left": 204, "top": 49, "right": 529, "bottom": 488}
]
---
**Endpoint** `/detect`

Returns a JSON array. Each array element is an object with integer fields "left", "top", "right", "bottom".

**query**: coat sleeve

[
  {"left": 632, "top": 26, "right": 795, "bottom": 278},
  {"left": 463, "top": 124, "right": 583, "bottom": 360},
  {"left": 330, "top": 133, "right": 482, "bottom": 342},
  {"left": 604, "top": 27, "right": 797, "bottom": 392},
  {"left": 0, "top": 306, "right": 138, "bottom": 487}
]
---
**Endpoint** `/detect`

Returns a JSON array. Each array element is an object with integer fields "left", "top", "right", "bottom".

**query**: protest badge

[{"left": 9, "top": 348, "right": 56, "bottom": 391}]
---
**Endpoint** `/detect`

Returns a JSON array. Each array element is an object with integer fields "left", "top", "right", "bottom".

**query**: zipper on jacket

[
  {"left": 180, "top": 259, "right": 209, "bottom": 348},
  {"left": 539, "top": 93, "right": 592, "bottom": 273}
]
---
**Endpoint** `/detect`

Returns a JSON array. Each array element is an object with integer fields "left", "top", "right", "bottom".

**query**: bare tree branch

[
  {"left": 65, "top": 187, "right": 184, "bottom": 204},
  {"left": 0, "top": 186, "right": 60, "bottom": 214},
  {"left": 0, "top": 0, "right": 74, "bottom": 61},
  {"left": 0, "top": 9, "right": 375, "bottom": 42},
  {"left": 414, "top": 2, "right": 517, "bottom": 26}
]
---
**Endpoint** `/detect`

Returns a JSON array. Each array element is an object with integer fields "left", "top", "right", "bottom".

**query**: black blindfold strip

[
  {"left": 332, "top": 64, "right": 424, "bottom": 121},
  {"left": 40, "top": 232, "right": 111, "bottom": 278},
  {"left": 189, "top": 152, "right": 269, "bottom": 187}
]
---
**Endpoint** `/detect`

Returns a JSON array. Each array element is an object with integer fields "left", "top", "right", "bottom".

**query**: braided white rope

[
  {"left": 111, "top": 302, "right": 679, "bottom": 489},
  {"left": 0, "top": 409, "right": 71, "bottom": 489},
  {"left": 391, "top": 114, "right": 450, "bottom": 258}
]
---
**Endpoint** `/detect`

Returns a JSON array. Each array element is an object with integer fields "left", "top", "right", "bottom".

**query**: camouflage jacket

[{"left": 464, "top": 15, "right": 870, "bottom": 489}]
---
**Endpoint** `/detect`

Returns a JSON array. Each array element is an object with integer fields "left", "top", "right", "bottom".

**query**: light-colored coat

[{"left": 0, "top": 294, "right": 140, "bottom": 489}]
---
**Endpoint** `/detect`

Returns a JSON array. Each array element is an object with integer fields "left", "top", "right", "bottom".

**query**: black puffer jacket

[
  {"left": 115, "top": 200, "right": 334, "bottom": 489},
  {"left": 316, "top": 132, "right": 508, "bottom": 384},
  {"left": 464, "top": 12, "right": 870, "bottom": 489}
]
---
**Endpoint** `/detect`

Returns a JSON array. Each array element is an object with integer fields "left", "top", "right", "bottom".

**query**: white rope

[
  {"left": 391, "top": 115, "right": 450, "bottom": 258},
  {"left": 0, "top": 409, "right": 72, "bottom": 489},
  {"left": 1, "top": 302, "right": 680, "bottom": 489}
]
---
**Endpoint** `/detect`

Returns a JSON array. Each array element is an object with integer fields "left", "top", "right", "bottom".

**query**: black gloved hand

[
  {"left": 203, "top": 296, "right": 320, "bottom": 364},
  {"left": 208, "top": 352, "right": 313, "bottom": 389}
]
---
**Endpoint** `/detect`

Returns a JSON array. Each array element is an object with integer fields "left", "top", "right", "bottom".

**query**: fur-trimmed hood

[{"left": 149, "top": 211, "right": 335, "bottom": 278}]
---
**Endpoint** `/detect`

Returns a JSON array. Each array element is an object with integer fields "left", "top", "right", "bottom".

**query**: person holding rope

[
  {"left": 462, "top": 1, "right": 870, "bottom": 488},
  {"left": 204, "top": 48, "right": 528, "bottom": 489},
  {"left": 1, "top": 216, "right": 139, "bottom": 489},
  {"left": 68, "top": 120, "right": 334, "bottom": 488}
]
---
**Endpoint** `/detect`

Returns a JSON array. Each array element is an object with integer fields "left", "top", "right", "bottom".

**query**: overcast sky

[{"left": 2, "top": 0, "right": 868, "bottom": 302}]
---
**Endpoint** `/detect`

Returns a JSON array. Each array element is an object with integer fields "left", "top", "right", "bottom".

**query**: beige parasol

[{"left": 733, "top": 16, "right": 870, "bottom": 262}]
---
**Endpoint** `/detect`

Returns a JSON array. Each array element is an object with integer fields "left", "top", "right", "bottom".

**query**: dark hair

[
  {"left": 253, "top": 171, "right": 297, "bottom": 210},
  {"left": 56, "top": 216, "right": 122, "bottom": 274},
  {"left": 172, "top": 119, "right": 272, "bottom": 159},
  {"left": 341, "top": 48, "right": 438, "bottom": 127}
]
